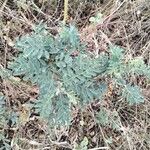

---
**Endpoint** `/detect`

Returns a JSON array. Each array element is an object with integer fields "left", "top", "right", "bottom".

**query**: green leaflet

[
  {"left": 59, "top": 25, "right": 80, "bottom": 49},
  {"left": 0, "top": 95, "right": 6, "bottom": 128},
  {"left": 73, "top": 137, "right": 89, "bottom": 150},
  {"left": 122, "top": 84, "right": 144, "bottom": 105},
  {"left": 96, "top": 108, "right": 121, "bottom": 130},
  {"left": 107, "top": 45, "right": 125, "bottom": 77},
  {"left": 54, "top": 94, "right": 71, "bottom": 125},
  {"left": 81, "top": 83, "right": 107, "bottom": 104},
  {"left": 127, "top": 57, "right": 150, "bottom": 78},
  {"left": 0, "top": 95, "right": 11, "bottom": 150}
]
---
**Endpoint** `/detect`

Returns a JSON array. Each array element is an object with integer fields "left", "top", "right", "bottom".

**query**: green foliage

[
  {"left": 107, "top": 45, "right": 124, "bottom": 77},
  {"left": 122, "top": 84, "right": 144, "bottom": 105},
  {"left": 89, "top": 13, "right": 103, "bottom": 24},
  {"left": 8, "top": 24, "right": 150, "bottom": 126},
  {"left": 127, "top": 57, "right": 150, "bottom": 78},
  {"left": 0, "top": 95, "right": 11, "bottom": 150},
  {"left": 0, "top": 95, "right": 6, "bottom": 129},
  {"left": 96, "top": 108, "right": 121, "bottom": 130},
  {"left": 73, "top": 137, "right": 88, "bottom": 150}
]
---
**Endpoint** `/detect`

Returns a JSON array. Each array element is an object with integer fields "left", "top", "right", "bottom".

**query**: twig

[
  {"left": 88, "top": 147, "right": 109, "bottom": 150},
  {"left": 63, "top": 0, "right": 69, "bottom": 24},
  {"left": 0, "top": 0, "right": 8, "bottom": 12}
]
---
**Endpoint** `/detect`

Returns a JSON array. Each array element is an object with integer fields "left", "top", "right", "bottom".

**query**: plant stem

[{"left": 63, "top": 0, "right": 69, "bottom": 24}]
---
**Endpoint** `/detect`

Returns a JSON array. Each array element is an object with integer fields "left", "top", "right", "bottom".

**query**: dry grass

[{"left": 0, "top": 0, "right": 150, "bottom": 149}]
